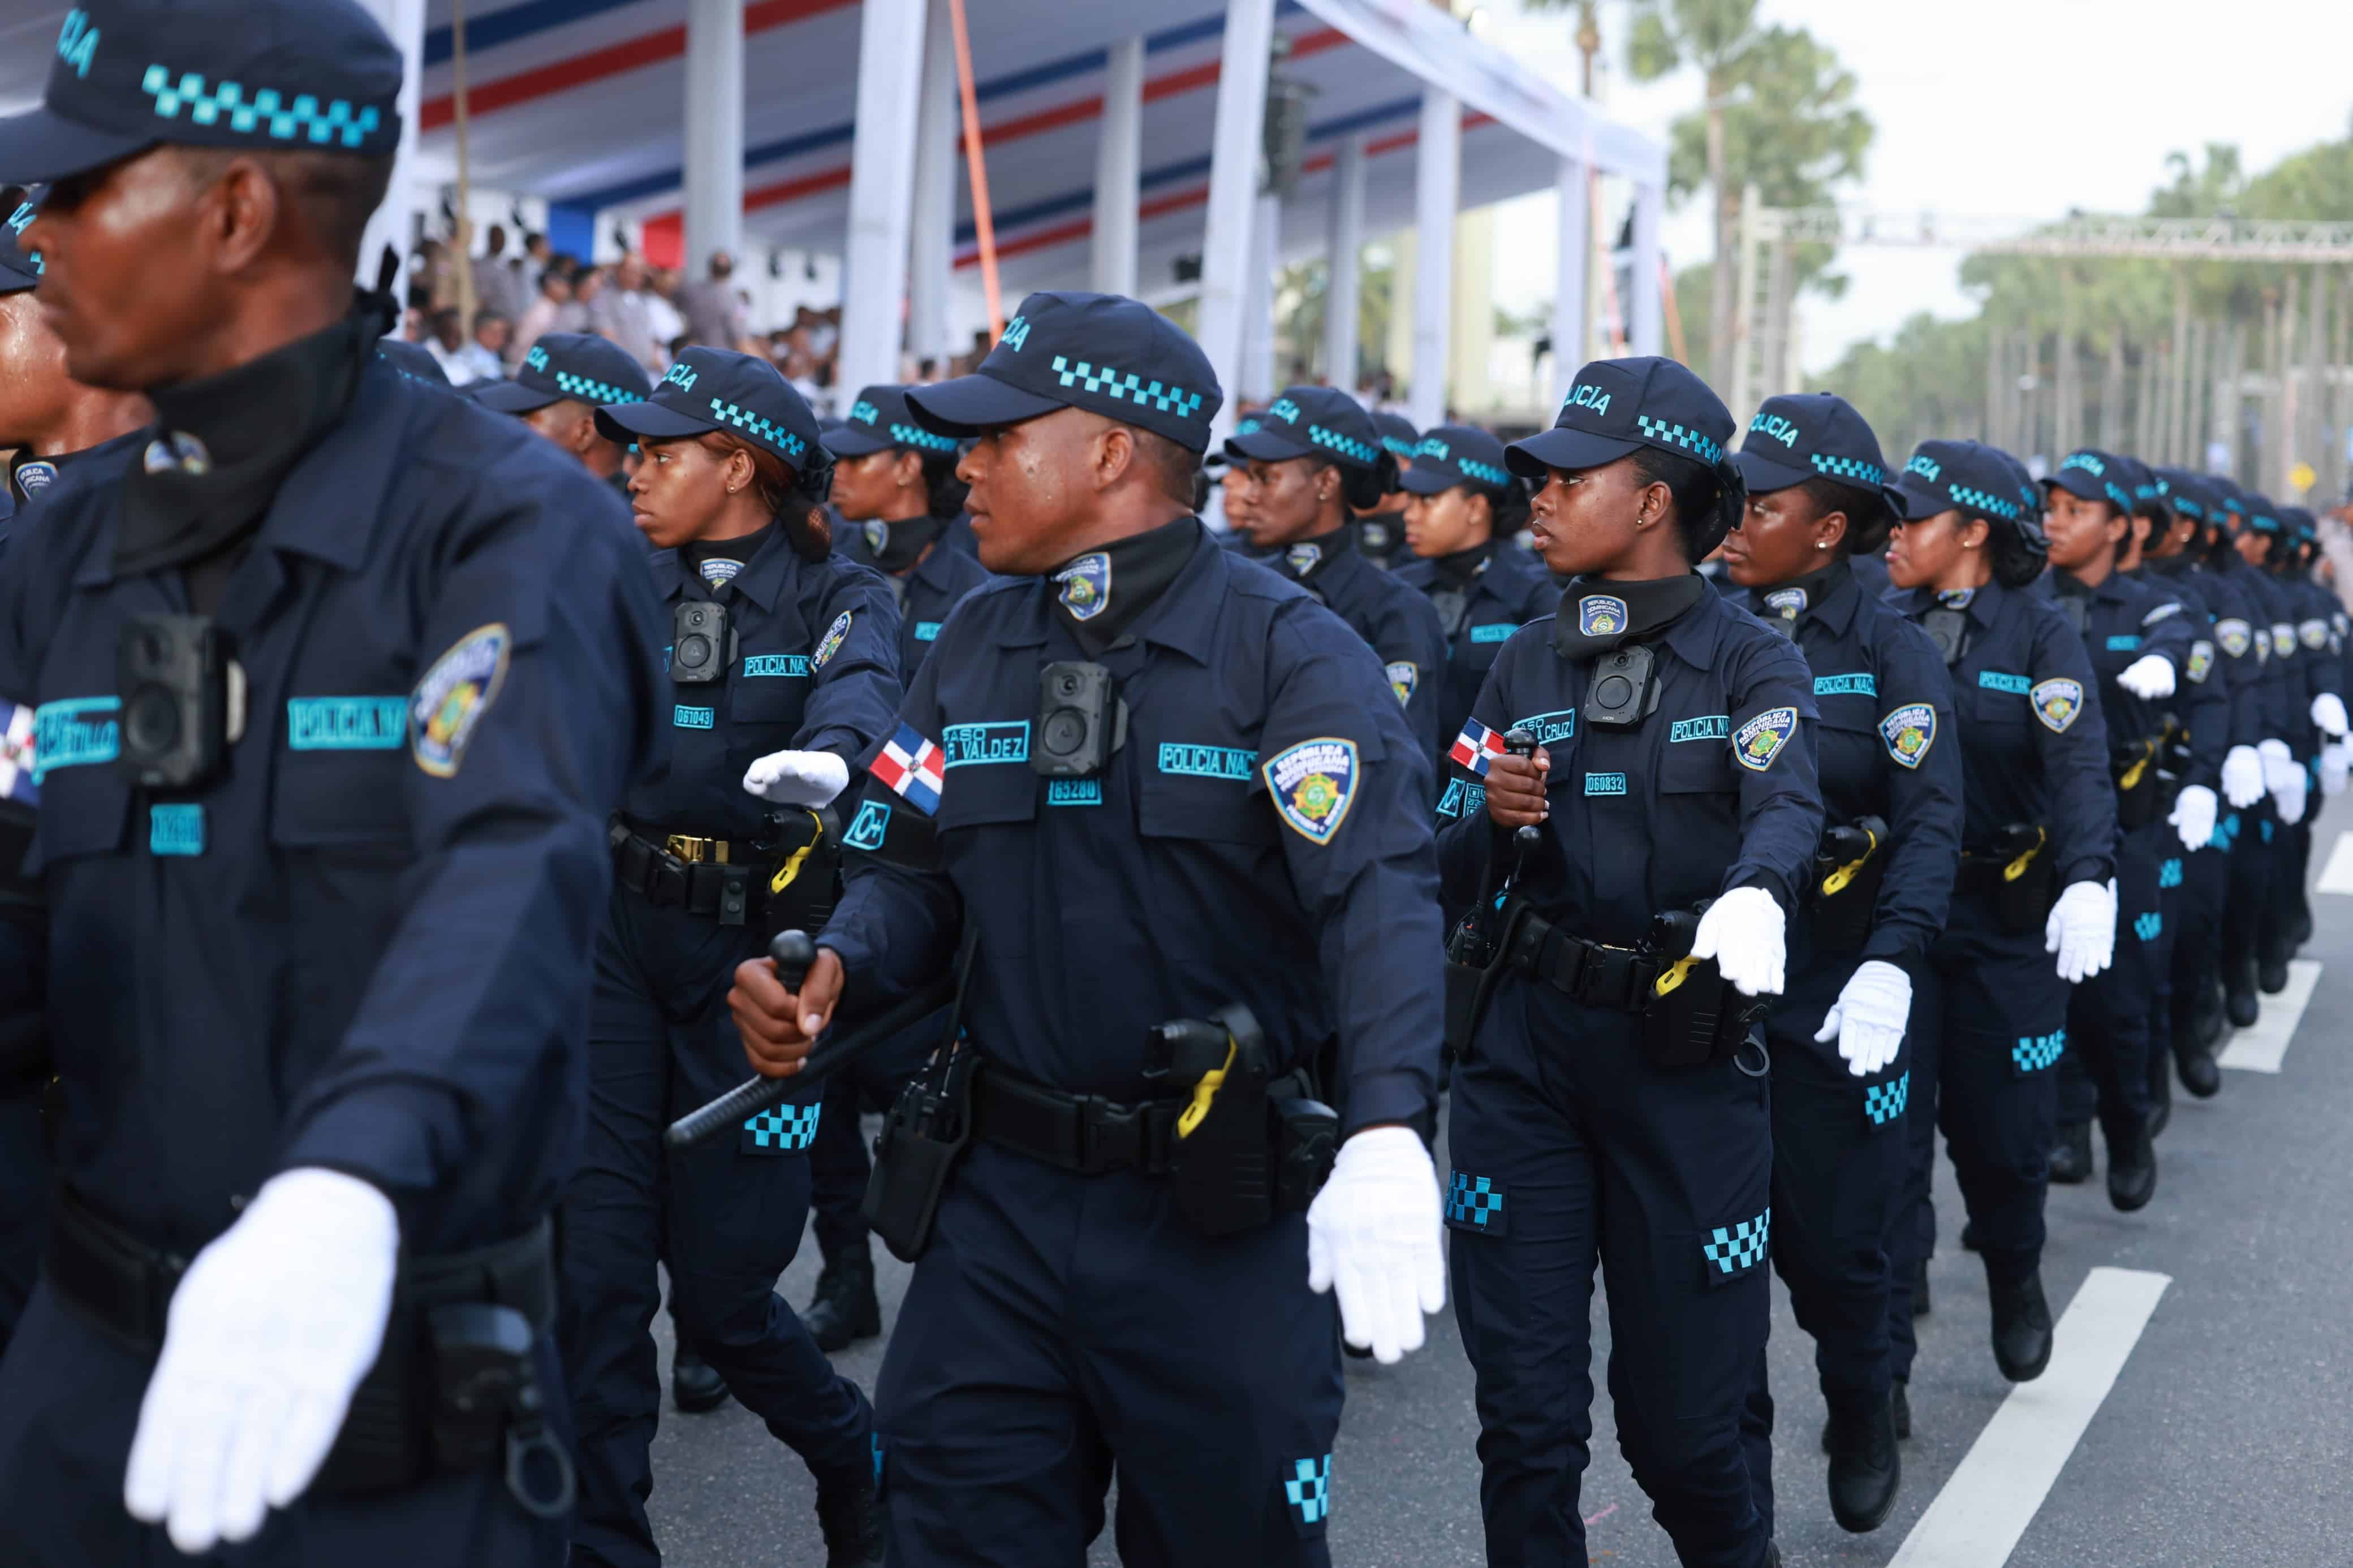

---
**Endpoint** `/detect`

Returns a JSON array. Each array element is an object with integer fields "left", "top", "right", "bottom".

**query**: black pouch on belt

[
  {"left": 860, "top": 922, "right": 984, "bottom": 1262},
  {"left": 1639, "top": 902, "right": 1762, "bottom": 1070},
  {"left": 1811, "top": 815, "right": 1890, "bottom": 953},
  {"left": 762, "top": 805, "right": 841, "bottom": 938},
  {"left": 2113, "top": 740, "right": 2162, "bottom": 830},
  {"left": 1148, "top": 1004, "right": 1274, "bottom": 1237}
]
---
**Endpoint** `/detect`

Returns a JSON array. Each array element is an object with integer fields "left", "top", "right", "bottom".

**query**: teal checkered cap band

[
  {"left": 1811, "top": 453, "right": 1884, "bottom": 486},
  {"left": 889, "top": 422, "right": 959, "bottom": 453},
  {"left": 1050, "top": 356, "right": 1205, "bottom": 421},
  {"left": 1308, "top": 424, "right": 1379, "bottom": 466},
  {"left": 710, "top": 397, "right": 807, "bottom": 460},
  {"left": 1635, "top": 414, "right": 1724, "bottom": 464},
  {"left": 141, "top": 68, "right": 382, "bottom": 148},
  {"left": 555, "top": 372, "right": 641, "bottom": 405}
]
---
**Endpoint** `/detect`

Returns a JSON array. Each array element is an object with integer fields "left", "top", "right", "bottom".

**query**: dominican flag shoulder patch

[
  {"left": 1449, "top": 720, "right": 1507, "bottom": 776},
  {"left": 869, "top": 723, "right": 946, "bottom": 814}
]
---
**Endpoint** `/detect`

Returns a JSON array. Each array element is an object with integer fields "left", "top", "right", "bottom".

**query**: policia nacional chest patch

[
  {"left": 411, "top": 623, "right": 510, "bottom": 777},
  {"left": 1262, "top": 737, "right": 1359, "bottom": 844}
]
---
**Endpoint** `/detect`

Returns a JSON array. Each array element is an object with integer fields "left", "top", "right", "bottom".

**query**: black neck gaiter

[
  {"left": 861, "top": 515, "right": 947, "bottom": 574},
  {"left": 1551, "top": 572, "right": 1705, "bottom": 662},
  {"left": 1049, "top": 516, "right": 1202, "bottom": 653}
]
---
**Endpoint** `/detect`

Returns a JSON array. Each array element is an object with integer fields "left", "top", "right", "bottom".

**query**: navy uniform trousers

[
  {"left": 2223, "top": 798, "right": 2286, "bottom": 988},
  {"left": 1885, "top": 885, "right": 2068, "bottom": 1376},
  {"left": 2059, "top": 820, "right": 2165, "bottom": 1147},
  {"left": 1447, "top": 982, "right": 1773, "bottom": 1568},
  {"left": 558, "top": 885, "right": 871, "bottom": 1568},
  {"left": 2165, "top": 828, "right": 2230, "bottom": 1077}
]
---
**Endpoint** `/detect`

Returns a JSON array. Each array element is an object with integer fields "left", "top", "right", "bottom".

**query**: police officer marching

[
  {"left": 1355, "top": 408, "right": 1423, "bottom": 569},
  {"left": 1881, "top": 440, "right": 2117, "bottom": 1416},
  {"left": 1441, "top": 356, "right": 1822, "bottom": 1568},
  {"left": 566, "top": 347, "right": 902, "bottom": 1566},
  {"left": 476, "top": 329, "right": 654, "bottom": 500},
  {"left": 0, "top": 184, "right": 149, "bottom": 521},
  {"left": 1719, "top": 394, "right": 1962, "bottom": 1539},
  {"left": 729, "top": 290, "right": 1449, "bottom": 1563},
  {"left": 0, "top": 3, "right": 669, "bottom": 1562}
]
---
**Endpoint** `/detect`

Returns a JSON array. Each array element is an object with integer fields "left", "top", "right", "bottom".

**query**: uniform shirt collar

[
  {"left": 994, "top": 520, "right": 1223, "bottom": 663},
  {"left": 1903, "top": 573, "right": 2005, "bottom": 628},
  {"left": 656, "top": 521, "right": 800, "bottom": 612}
]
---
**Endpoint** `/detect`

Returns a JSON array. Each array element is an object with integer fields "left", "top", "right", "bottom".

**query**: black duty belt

[
  {"left": 610, "top": 820, "right": 772, "bottom": 924},
  {"left": 1501, "top": 908, "right": 1659, "bottom": 1013},
  {"left": 971, "top": 1068, "right": 1183, "bottom": 1177},
  {"left": 47, "top": 1186, "right": 555, "bottom": 1355}
]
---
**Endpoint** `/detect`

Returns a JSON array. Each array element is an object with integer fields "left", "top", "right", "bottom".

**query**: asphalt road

[{"left": 644, "top": 800, "right": 2353, "bottom": 1566}]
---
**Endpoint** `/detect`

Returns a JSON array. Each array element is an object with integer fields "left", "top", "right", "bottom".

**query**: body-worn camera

[
  {"left": 1584, "top": 643, "right": 1660, "bottom": 728},
  {"left": 1032, "top": 660, "right": 1126, "bottom": 777},
  {"left": 670, "top": 601, "right": 735, "bottom": 685},
  {"left": 118, "top": 615, "right": 246, "bottom": 789}
]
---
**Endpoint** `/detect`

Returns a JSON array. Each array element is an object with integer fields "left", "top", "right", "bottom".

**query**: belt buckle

[{"left": 666, "top": 835, "right": 727, "bottom": 865}]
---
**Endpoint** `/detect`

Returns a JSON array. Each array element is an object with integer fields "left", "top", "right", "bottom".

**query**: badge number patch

[
  {"left": 1879, "top": 703, "right": 1936, "bottom": 769},
  {"left": 2029, "top": 677, "right": 2083, "bottom": 733},
  {"left": 1733, "top": 706, "right": 1796, "bottom": 772},
  {"left": 411, "top": 623, "right": 511, "bottom": 777},
  {"left": 1262, "top": 737, "right": 1359, "bottom": 844}
]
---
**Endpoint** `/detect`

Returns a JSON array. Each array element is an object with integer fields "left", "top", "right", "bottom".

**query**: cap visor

[
  {"left": 1396, "top": 465, "right": 1460, "bottom": 496},
  {"left": 1222, "top": 427, "right": 1315, "bottom": 465},
  {"left": 1504, "top": 427, "right": 1641, "bottom": 481},
  {"left": 1891, "top": 477, "right": 1948, "bottom": 521},
  {"left": 473, "top": 379, "right": 560, "bottom": 414},
  {"left": 821, "top": 425, "right": 894, "bottom": 457},
  {"left": 2042, "top": 469, "right": 2109, "bottom": 503},
  {"left": 1728, "top": 449, "right": 1812, "bottom": 495},
  {"left": 0, "top": 106, "right": 152, "bottom": 185},
  {"left": 903, "top": 372, "right": 1063, "bottom": 437},
  {"left": 596, "top": 400, "right": 721, "bottom": 446}
]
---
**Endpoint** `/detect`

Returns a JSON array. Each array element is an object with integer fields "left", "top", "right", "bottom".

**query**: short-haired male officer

[
  {"left": 477, "top": 330, "right": 652, "bottom": 495},
  {"left": 0, "top": 4, "right": 666, "bottom": 1563},
  {"left": 728, "top": 291, "right": 1449, "bottom": 1563}
]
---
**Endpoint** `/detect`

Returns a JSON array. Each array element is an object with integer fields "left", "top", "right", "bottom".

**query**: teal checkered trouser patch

[
  {"left": 742, "top": 1102, "right": 821, "bottom": 1153},
  {"left": 1702, "top": 1207, "right": 1769, "bottom": 1277}
]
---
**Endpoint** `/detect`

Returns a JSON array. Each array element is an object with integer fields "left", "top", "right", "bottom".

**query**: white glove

[
  {"left": 1306, "top": 1126, "right": 1445, "bottom": 1365},
  {"left": 742, "top": 748, "right": 850, "bottom": 807},
  {"left": 2116, "top": 653, "right": 2176, "bottom": 700},
  {"left": 2222, "top": 744, "right": 2266, "bottom": 809},
  {"left": 125, "top": 1169, "right": 398, "bottom": 1554},
  {"left": 2170, "top": 783, "right": 2218, "bottom": 853},
  {"left": 1812, "top": 958, "right": 1911, "bottom": 1077},
  {"left": 1689, "top": 884, "right": 1786, "bottom": 997},
  {"left": 2313, "top": 692, "right": 2350, "bottom": 739},
  {"left": 2261, "top": 737, "right": 2308, "bottom": 825},
  {"left": 2324, "top": 741, "right": 2350, "bottom": 799},
  {"left": 2045, "top": 878, "right": 2117, "bottom": 984}
]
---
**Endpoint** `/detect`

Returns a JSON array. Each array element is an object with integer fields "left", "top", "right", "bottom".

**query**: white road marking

[
  {"left": 1885, "top": 1267, "right": 2170, "bottom": 1568},
  {"left": 2217, "top": 959, "right": 2323, "bottom": 1073},
  {"left": 2317, "top": 831, "right": 2353, "bottom": 895}
]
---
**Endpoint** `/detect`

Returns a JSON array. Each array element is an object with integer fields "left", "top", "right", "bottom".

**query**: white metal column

[
  {"left": 905, "top": 0, "right": 959, "bottom": 366},
  {"left": 1630, "top": 180, "right": 1664, "bottom": 358},
  {"left": 1410, "top": 89, "right": 1459, "bottom": 429},
  {"left": 1550, "top": 152, "right": 1589, "bottom": 403},
  {"left": 1243, "top": 193, "right": 1281, "bottom": 398},
  {"left": 1324, "top": 136, "right": 1366, "bottom": 393},
  {"left": 839, "top": 0, "right": 928, "bottom": 397},
  {"left": 1196, "top": 0, "right": 1275, "bottom": 440},
  {"left": 683, "top": 0, "right": 745, "bottom": 278},
  {"left": 1092, "top": 35, "right": 1144, "bottom": 297},
  {"left": 354, "top": 0, "right": 429, "bottom": 293}
]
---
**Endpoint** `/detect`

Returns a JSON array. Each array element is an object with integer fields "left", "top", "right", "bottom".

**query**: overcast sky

[{"left": 1481, "top": 0, "right": 2353, "bottom": 373}]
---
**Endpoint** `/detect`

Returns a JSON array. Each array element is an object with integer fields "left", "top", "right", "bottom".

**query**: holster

[
  {"left": 1809, "top": 815, "right": 1891, "bottom": 953},
  {"left": 761, "top": 806, "right": 841, "bottom": 938},
  {"left": 1637, "top": 904, "right": 1764, "bottom": 1070},
  {"left": 1960, "top": 823, "right": 2056, "bottom": 933},
  {"left": 862, "top": 1044, "right": 981, "bottom": 1263},
  {"left": 1150, "top": 1005, "right": 1274, "bottom": 1237},
  {"left": 2113, "top": 739, "right": 2164, "bottom": 830}
]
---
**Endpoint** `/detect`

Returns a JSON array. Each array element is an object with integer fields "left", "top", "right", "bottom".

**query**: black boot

[
  {"left": 2225, "top": 955, "right": 2261, "bottom": 1027},
  {"left": 2108, "top": 1121, "right": 2158, "bottom": 1212},
  {"left": 2048, "top": 1121, "right": 2093, "bottom": 1185},
  {"left": 1912, "top": 1258, "right": 1930, "bottom": 1318},
  {"left": 1959, "top": 1220, "right": 1981, "bottom": 1252},
  {"left": 1890, "top": 1377, "right": 1911, "bottom": 1439},
  {"left": 815, "top": 1468, "right": 885, "bottom": 1566},
  {"left": 2291, "top": 903, "right": 2314, "bottom": 950},
  {"left": 2173, "top": 1033, "right": 2222, "bottom": 1098},
  {"left": 670, "top": 1339, "right": 728, "bottom": 1415},
  {"left": 2188, "top": 979, "right": 2227, "bottom": 1052},
  {"left": 805, "top": 1249, "right": 883, "bottom": 1354},
  {"left": 2146, "top": 1062, "right": 2173, "bottom": 1138},
  {"left": 1988, "top": 1271, "right": 2054, "bottom": 1383},
  {"left": 2258, "top": 954, "right": 2290, "bottom": 994},
  {"left": 1764, "top": 1545, "right": 1782, "bottom": 1567},
  {"left": 1824, "top": 1391, "right": 1902, "bottom": 1534}
]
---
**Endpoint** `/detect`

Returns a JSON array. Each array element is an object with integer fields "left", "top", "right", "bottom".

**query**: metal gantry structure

[{"left": 1729, "top": 188, "right": 2353, "bottom": 500}]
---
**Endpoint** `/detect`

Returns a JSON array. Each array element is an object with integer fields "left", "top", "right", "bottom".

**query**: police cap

[
  {"left": 1397, "top": 425, "right": 1516, "bottom": 498},
  {"left": 1223, "top": 385, "right": 1385, "bottom": 474},
  {"left": 477, "top": 332, "right": 653, "bottom": 416},
  {"left": 597, "top": 346, "right": 828, "bottom": 481},
  {"left": 0, "top": 1, "right": 403, "bottom": 184},
  {"left": 905, "top": 291, "right": 1222, "bottom": 454},
  {"left": 0, "top": 185, "right": 45, "bottom": 293},
  {"left": 1373, "top": 409, "right": 1421, "bottom": 462},
  {"left": 2044, "top": 448, "right": 2136, "bottom": 515},
  {"left": 1729, "top": 391, "right": 1903, "bottom": 519},
  {"left": 825, "top": 384, "right": 963, "bottom": 460},
  {"left": 374, "top": 338, "right": 447, "bottom": 386},
  {"left": 1506, "top": 355, "right": 1735, "bottom": 482},
  {"left": 1893, "top": 438, "right": 2035, "bottom": 528}
]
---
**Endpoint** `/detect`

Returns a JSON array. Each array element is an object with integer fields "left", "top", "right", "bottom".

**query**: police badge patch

[
  {"left": 699, "top": 557, "right": 743, "bottom": 586},
  {"left": 2273, "top": 624, "right": 2296, "bottom": 659},
  {"left": 2216, "top": 617, "right": 2252, "bottom": 658},
  {"left": 813, "top": 611, "right": 853, "bottom": 668},
  {"left": 1262, "top": 737, "right": 1359, "bottom": 844},
  {"left": 12, "top": 460, "right": 57, "bottom": 494},
  {"left": 2029, "top": 677, "right": 2083, "bottom": 733},
  {"left": 864, "top": 519, "right": 889, "bottom": 555},
  {"left": 1285, "top": 542, "right": 1324, "bottom": 577},
  {"left": 1733, "top": 706, "right": 1797, "bottom": 772},
  {"left": 2187, "top": 640, "right": 2215, "bottom": 684},
  {"left": 411, "top": 623, "right": 511, "bottom": 777},
  {"left": 1764, "top": 587, "right": 1805, "bottom": 622},
  {"left": 1054, "top": 552, "right": 1111, "bottom": 621},
  {"left": 1879, "top": 703, "right": 1936, "bottom": 769},
  {"left": 1384, "top": 661, "right": 1418, "bottom": 706},
  {"left": 2300, "top": 618, "right": 2331, "bottom": 650},
  {"left": 1578, "top": 595, "right": 1627, "bottom": 637}
]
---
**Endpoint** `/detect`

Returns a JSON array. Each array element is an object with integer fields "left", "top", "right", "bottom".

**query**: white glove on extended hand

[
  {"left": 2222, "top": 744, "right": 2267, "bottom": 809},
  {"left": 2313, "top": 692, "right": 2350, "bottom": 739},
  {"left": 2261, "top": 738, "right": 2308, "bottom": 826},
  {"left": 2170, "top": 783, "right": 2219, "bottom": 853},
  {"left": 2045, "top": 878, "right": 2117, "bottom": 984},
  {"left": 125, "top": 1169, "right": 398, "bottom": 1554},
  {"left": 1812, "top": 958, "right": 1911, "bottom": 1077},
  {"left": 1306, "top": 1126, "right": 1445, "bottom": 1365},
  {"left": 1690, "top": 884, "right": 1786, "bottom": 997},
  {"left": 2323, "top": 741, "right": 2351, "bottom": 799},
  {"left": 741, "top": 748, "right": 850, "bottom": 808},
  {"left": 2117, "top": 653, "right": 2176, "bottom": 700}
]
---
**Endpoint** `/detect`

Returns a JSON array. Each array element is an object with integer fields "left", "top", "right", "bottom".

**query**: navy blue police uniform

[
  {"left": 1355, "top": 408, "right": 1421, "bottom": 569},
  {"left": 1720, "top": 395, "right": 1961, "bottom": 1537},
  {"left": 561, "top": 349, "right": 900, "bottom": 1567},
  {"left": 812, "top": 293, "right": 1441, "bottom": 1565},
  {"left": 0, "top": 7, "right": 667, "bottom": 1562},
  {"left": 1881, "top": 442, "right": 2117, "bottom": 1384},
  {"left": 1226, "top": 386, "right": 1449, "bottom": 763},
  {"left": 2203, "top": 485, "right": 2300, "bottom": 1008},
  {"left": 2220, "top": 488, "right": 2309, "bottom": 986},
  {"left": 2274, "top": 506, "right": 2340, "bottom": 935},
  {"left": 1393, "top": 425, "right": 1557, "bottom": 784},
  {"left": 1438, "top": 359, "right": 1822, "bottom": 1568}
]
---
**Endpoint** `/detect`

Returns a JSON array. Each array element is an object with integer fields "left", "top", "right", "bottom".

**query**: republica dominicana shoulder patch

[
  {"left": 411, "top": 623, "right": 510, "bottom": 777},
  {"left": 813, "top": 611, "right": 854, "bottom": 669},
  {"left": 1879, "top": 703, "right": 1935, "bottom": 769},
  {"left": 1733, "top": 706, "right": 1796, "bottom": 772},
  {"left": 1263, "top": 737, "right": 1359, "bottom": 844},
  {"left": 2030, "top": 677, "right": 2083, "bottom": 733}
]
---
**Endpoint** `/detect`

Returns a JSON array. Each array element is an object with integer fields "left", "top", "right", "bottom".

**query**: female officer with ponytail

[
  {"left": 1440, "top": 357, "right": 1822, "bottom": 1568},
  {"left": 564, "top": 348, "right": 903, "bottom": 1564},
  {"left": 1880, "top": 441, "right": 2117, "bottom": 1423},
  {"left": 1394, "top": 425, "right": 1557, "bottom": 786},
  {"left": 1719, "top": 395, "right": 1962, "bottom": 1539}
]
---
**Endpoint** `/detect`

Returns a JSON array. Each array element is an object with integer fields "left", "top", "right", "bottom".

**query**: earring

[{"left": 1815, "top": 541, "right": 1829, "bottom": 550}]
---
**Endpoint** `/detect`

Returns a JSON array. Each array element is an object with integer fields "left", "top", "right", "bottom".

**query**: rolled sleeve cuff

[
  {"left": 1342, "top": 1069, "right": 1434, "bottom": 1140},
  {"left": 1728, "top": 867, "right": 1796, "bottom": 916},
  {"left": 278, "top": 1085, "right": 462, "bottom": 1210}
]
